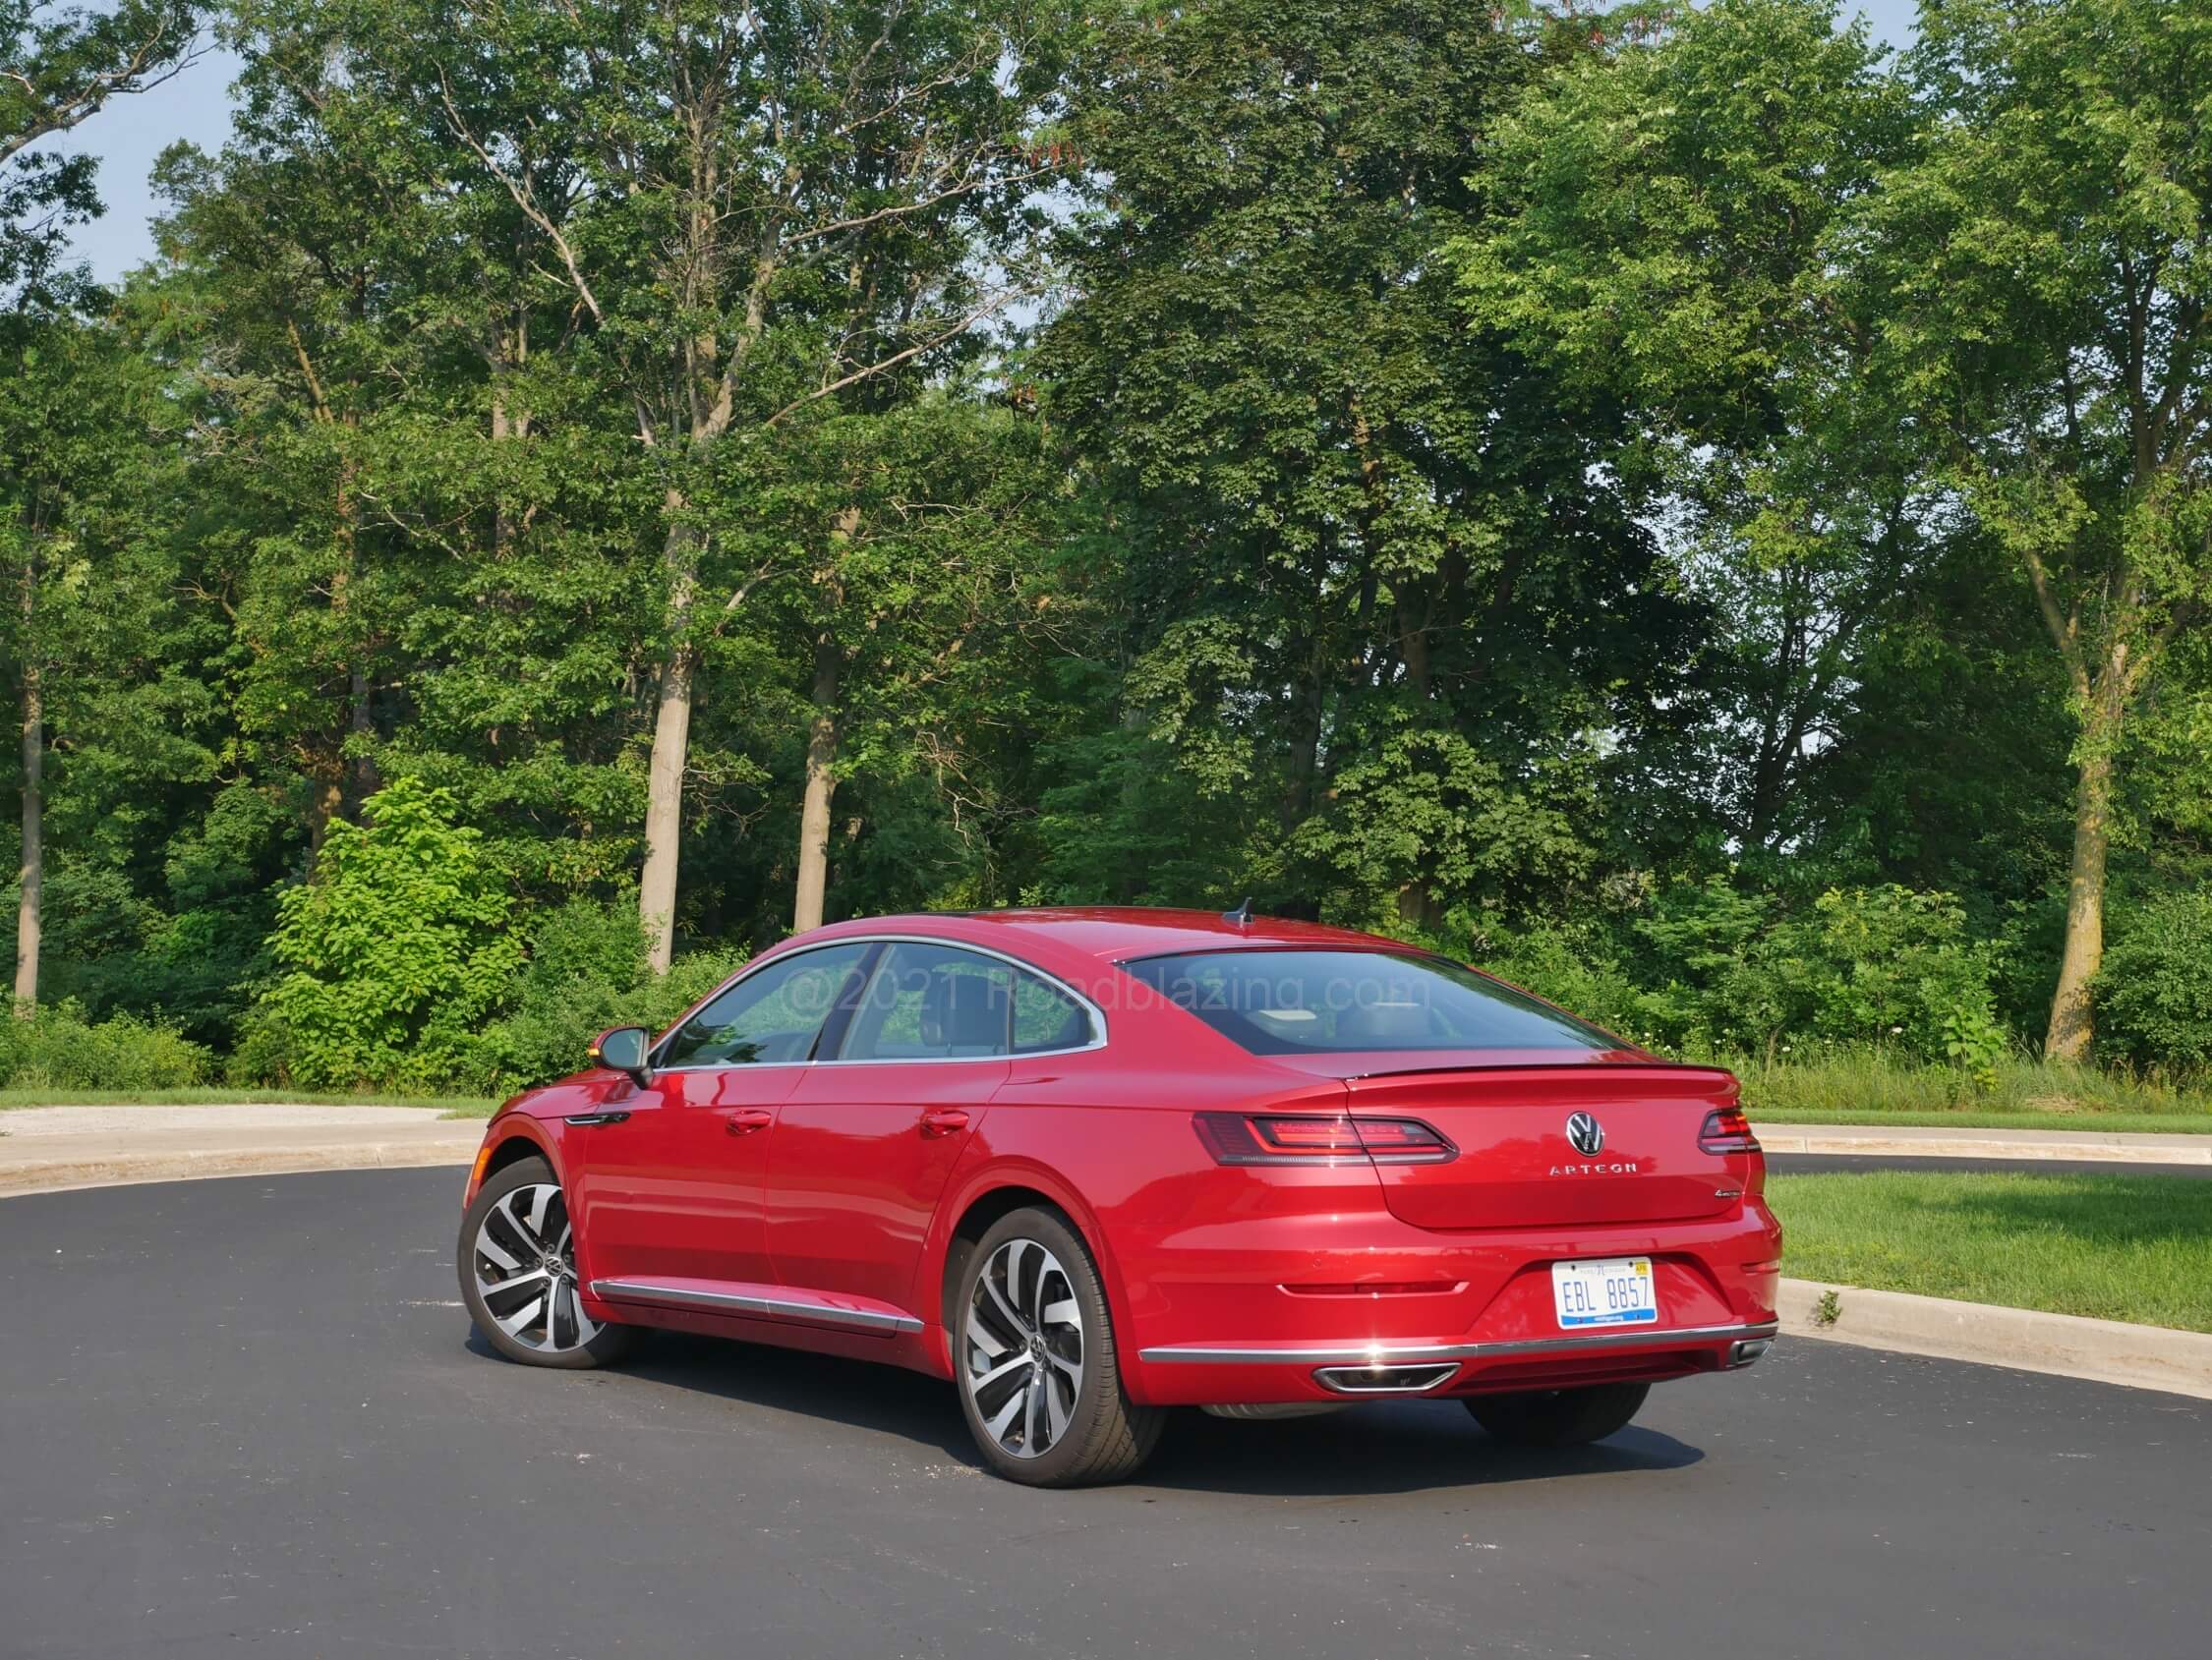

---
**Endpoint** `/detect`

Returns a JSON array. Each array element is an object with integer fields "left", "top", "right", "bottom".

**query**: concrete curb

[
  {"left": 0, "top": 1131, "right": 481, "bottom": 1198},
  {"left": 1758, "top": 1124, "right": 2212, "bottom": 1164},
  {"left": 1778, "top": 1276, "right": 2212, "bottom": 1402}
]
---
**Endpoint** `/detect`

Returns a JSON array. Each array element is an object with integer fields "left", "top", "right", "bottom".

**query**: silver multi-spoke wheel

[
  {"left": 470, "top": 1182, "right": 598, "bottom": 1353},
  {"left": 962, "top": 1237, "right": 1085, "bottom": 1460}
]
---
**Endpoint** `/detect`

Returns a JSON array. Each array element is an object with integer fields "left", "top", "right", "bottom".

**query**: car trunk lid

[{"left": 1333, "top": 1061, "right": 1747, "bottom": 1231}]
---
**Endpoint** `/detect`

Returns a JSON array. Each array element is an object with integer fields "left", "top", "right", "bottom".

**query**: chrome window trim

[
  {"left": 1136, "top": 1320, "right": 1779, "bottom": 1366},
  {"left": 589, "top": 1278, "right": 923, "bottom": 1335},
  {"left": 649, "top": 932, "right": 1108, "bottom": 1073}
]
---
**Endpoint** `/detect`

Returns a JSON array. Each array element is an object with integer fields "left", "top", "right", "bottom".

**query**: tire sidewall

[{"left": 954, "top": 1207, "right": 1124, "bottom": 1485}]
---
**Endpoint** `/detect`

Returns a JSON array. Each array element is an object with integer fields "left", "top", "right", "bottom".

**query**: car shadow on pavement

[
  {"left": 571, "top": 1330, "right": 1705, "bottom": 1498},
  {"left": 1137, "top": 1403, "right": 1704, "bottom": 1498}
]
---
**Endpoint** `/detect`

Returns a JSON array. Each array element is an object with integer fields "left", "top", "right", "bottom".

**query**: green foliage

[
  {"left": 262, "top": 778, "right": 524, "bottom": 1090},
  {"left": 1729, "top": 1046, "right": 2212, "bottom": 1122},
  {"left": 2097, "top": 890, "right": 2212, "bottom": 1070},
  {"left": 3, "top": 0, "right": 2210, "bottom": 1104},
  {"left": 1942, "top": 1005, "right": 2008, "bottom": 1094},
  {"left": 1632, "top": 881, "right": 2000, "bottom": 1062},
  {"left": 1295, "top": 720, "right": 1604, "bottom": 933},
  {"left": 1468, "top": 918, "right": 1649, "bottom": 1044},
  {"left": 0, "top": 1000, "right": 210, "bottom": 1091},
  {"left": 460, "top": 897, "right": 747, "bottom": 1096}
]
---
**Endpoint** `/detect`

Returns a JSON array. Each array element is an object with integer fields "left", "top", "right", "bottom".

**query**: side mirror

[{"left": 591, "top": 1026, "right": 653, "bottom": 1088}]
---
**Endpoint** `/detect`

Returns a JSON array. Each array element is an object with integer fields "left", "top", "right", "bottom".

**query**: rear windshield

[{"left": 1120, "top": 948, "right": 1615, "bottom": 1056}]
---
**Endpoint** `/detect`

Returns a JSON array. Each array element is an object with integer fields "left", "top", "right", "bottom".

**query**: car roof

[{"left": 805, "top": 906, "right": 1412, "bottom": 962}]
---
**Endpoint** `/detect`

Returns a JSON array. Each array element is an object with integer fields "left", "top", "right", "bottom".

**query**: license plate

[{"left": 1551, "top": 1257, "right": 1659, "bottom": 1329}]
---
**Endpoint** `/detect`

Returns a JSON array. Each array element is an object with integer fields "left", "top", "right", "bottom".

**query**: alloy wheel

[
  {"left": 470, "top": 1182, "right": 598, "bottom": 1353},
  {"left": 961, "top": 1237, "right": 1085, "bottom": 1460}
]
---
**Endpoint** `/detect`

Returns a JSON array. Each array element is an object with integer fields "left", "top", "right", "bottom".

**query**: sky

[{"left": 47, "top": 2, "right": 1928, "bottom": 284}]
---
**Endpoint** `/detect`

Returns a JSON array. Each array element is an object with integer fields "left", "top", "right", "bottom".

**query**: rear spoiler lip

[{"left": 1336, "top": 1059, "right": 1737, "bottom": 1084}]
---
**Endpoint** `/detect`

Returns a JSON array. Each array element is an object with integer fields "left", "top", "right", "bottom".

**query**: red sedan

[{"left": 457, "top": 907, "right": 1780, "bottom": 1486}]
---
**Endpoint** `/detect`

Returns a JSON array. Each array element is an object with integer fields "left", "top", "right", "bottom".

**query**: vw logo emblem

[{"left": 1565, "top": 1112, "right": 1604, "bottom": 1156}]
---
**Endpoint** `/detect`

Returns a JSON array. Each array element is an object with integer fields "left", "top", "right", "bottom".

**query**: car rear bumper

[
  {"left": 1138, "top": 1319, "right": 1777, "bottom": 1399},
  {"left": 1110, "top": 1198, "right": 1783, "bottom": 1405}
]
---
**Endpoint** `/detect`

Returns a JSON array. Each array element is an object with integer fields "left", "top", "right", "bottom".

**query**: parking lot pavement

[{"left": 3, "top": 1168, "right": 2206, "bottom": 1660}]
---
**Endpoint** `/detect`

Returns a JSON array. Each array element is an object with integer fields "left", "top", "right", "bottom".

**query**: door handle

[
  {"left": 725, "top": 1109, "right": 776, "bottom": 1136},
  {"left": 563, "top": 1111, "right": 631, "bottom": 1127},
  {"left": 919, "top": 1109, "right": 970, "bottom": 1138}
]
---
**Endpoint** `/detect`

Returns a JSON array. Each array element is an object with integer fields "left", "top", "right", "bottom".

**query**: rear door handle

[
  {"left": 725, "top": 1109, "right": 776, "bottom": 1136},
  {"left": 563, "top": 1111, "right": 631, "bottom": 1127},
  {"left": 919, "top": 1109, "right": 970, "bottom": 1138}
]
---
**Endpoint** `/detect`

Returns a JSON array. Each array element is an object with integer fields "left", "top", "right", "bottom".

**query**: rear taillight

[
  {"left": 1193, "top": 1112, "right": 1457, "bottom": 1166},
  {"left": 1698, "top": 1107, "right": 1760, "bottom": 1156}
]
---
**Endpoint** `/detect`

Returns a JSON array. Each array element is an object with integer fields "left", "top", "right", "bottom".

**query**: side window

[
  {"left": 658, "top": 943, "right": 872, "bottom": 1068},
  {"left": 838, "top": 943, "right": 1015, "bottom": 1060},
  {"left": 1013, "top": 970, "right": 1094, "bottom": 1054}
]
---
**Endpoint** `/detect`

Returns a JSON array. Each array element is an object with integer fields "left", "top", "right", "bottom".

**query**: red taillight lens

[
  {"left": 1193, "top": 1113, "right": 1456, "bottom": 1166},
  {"left": 1699, "top": 1107, "right": 1760, "bottom": 1156},
  {"left": 1253, "top": 1115, "right": 1368, "bottom": 1155},
  {"left": 1342, "top": 1117, "right": 1455, "bottom": 1161}
]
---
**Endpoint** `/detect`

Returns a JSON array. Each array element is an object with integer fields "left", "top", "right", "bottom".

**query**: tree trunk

[
  {"left": 639, "top": 482, "right": 707, "bottom": 973},
  {"left": 791, "top": 627, "right": 842, "bottom": 934},
  {"left": 14, "top": 656, "right": 40, "bottom": 1012},
  {"left": 2044, "top": 698, "right": 2119, "bottom": 1063},
  {"left": 638, "top": 633, "right": 695, "bottom": 975},
  {"left": 1397, "top": 594, "right": 1431, "bottom": 702},
  {"left": 348, "top": 667, "right": 381, "bottom": 809}
]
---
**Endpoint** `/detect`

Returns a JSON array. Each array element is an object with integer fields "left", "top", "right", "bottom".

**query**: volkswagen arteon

[{"left": 457, "top": 907, "right": 1780, "bottom": 1486}]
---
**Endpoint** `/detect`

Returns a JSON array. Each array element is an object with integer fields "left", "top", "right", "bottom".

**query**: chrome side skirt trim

[
  {"left": 1138, "top": 1320, "right": 1779, "bottom": 1367},
  {"left": 589, "top": 1279, "right": 923, "bottom": 1335}
]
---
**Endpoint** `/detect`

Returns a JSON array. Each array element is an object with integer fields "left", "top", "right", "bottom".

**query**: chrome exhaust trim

[
  {"left": 1728, "top": 1337, "right": 1773, "bottom": 1368},
  {"left": 1311, "top": 1360, "right": 1461, "bottom": 1396}
]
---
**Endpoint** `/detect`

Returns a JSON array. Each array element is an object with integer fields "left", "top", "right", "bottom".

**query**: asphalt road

[{"left": 3, "top": 1171, "right": 2207, "bottom": 1660}]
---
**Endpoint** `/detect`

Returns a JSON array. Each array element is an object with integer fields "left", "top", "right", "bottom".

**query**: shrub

[
  {"left": 1470, "top": 918, "right": 1650, "bottom": 1045},
  {"left": 459, "top": 897, "right": 748, "bottom": 1095},
  {"left": 2097, "top": 889, "right": 2212, "bottom": 1069},
  {"left": 262, "top": 778, "right": 524, "bottom": 1090},
  {"left": 0, "top": 1002, "right": 211, "bottom": 1092},
  {"left": 1631, "top": 879, "right": 2000, "bottom": 1062}
]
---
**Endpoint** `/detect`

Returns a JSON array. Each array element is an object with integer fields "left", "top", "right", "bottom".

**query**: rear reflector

[
  {"left": 1698, "top": 1107, "right": 1760, "bottom": 1156},
  {"left": 1193, "top": 1112, "right": 1457, "bottom": 1166}
]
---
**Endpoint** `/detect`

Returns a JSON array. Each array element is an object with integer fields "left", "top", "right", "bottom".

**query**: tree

[
  {"left": 2, "top": 0, "right": 207, "bottom": 298},
  {"left": 1041, "top": 0, "right": 1691, "bottom": 928},
  {"left": 285, "top": 0, "right": 1077, "bottom": 967},
  {"left": 263, "top": 775, "right": 522, "bottom": 1088},
  {"left": 1448, "top": 0, "right": 1928, "bottom": 854},
  {"left": 1867, "top": 0, "right": 2212, "bottom": 1059},
  {"left": 689, "top": 395, "right": 1072, "bottom": 929},
  {"left": 1, "top": 307, "right": 211, "bottom": 1010}
]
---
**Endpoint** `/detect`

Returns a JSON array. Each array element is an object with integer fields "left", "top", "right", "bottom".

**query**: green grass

[
  {"left": 1723, "top": 1048, "right": 2212, "bottom": 1132},
  {"left": 1753, "top": 1106, "right": 2212, "bottom": 1133},
  {"left": 1770, "top": 1170, "right": 2212, "bottom": 1333},
  {"left": 0, "top": 1087, "right": 496, "bottom": 1114}
]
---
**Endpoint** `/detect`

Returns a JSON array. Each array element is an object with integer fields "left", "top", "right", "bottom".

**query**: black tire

[
  {"left": 952, "top": 1206, "right": 1165, "bottom": 1487},
  {"left": 1465, "top": 1381, "right": 1650, "bottom": 1448},
  {"left": 458, "top": 1155, "right": 635, "bottom": 1370}
]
